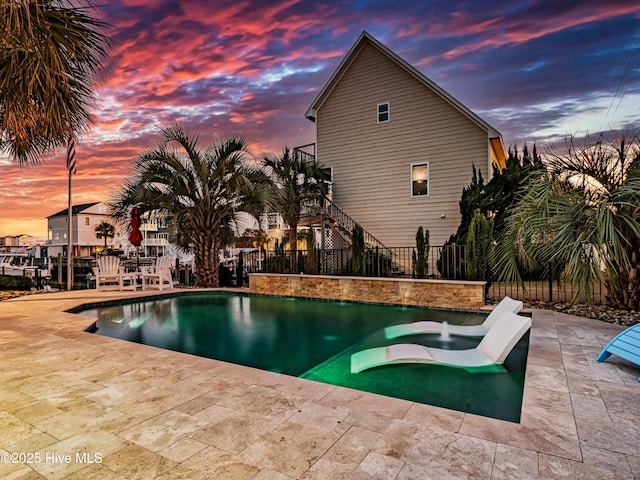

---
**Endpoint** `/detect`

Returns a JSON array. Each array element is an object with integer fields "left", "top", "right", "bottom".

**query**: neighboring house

[
  {"left": 304, "top": 31, "right": 506, "bottom": 247},
  {"left": 46, "top": 202, "right": 126, "bottom": 257},
  {"left": 0, "top": 234, "right": 36, "bottom": 248},
  {"left": 138, "top": 212, "right": 184, "bottom": 260},
  {"left": 46, "top": 203, "right": 185, "bottom": 260}
]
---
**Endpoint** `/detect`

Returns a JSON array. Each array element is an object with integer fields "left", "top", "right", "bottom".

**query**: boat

[{"left": 0, "top": 248, "right": 45, "bottom": 278}]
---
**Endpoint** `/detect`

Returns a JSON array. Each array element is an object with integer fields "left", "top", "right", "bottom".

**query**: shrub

[
  {"left": 218, "top": 265, "right": 234, "bottom": 287},
  {"left": 412, "top": 226, "right": 429, "bottom": 278},
  {"left": 467, "top": 211, "right": 494, "bottom": 282},
  {"left": 351, "top": 224, "right": 365, "bottom": 276},
  {"left": 0, "top": 275, "right": 32, "bottom": 290},
  {"left": 303, "top": 229, "right": 319, "bottom": 274}
]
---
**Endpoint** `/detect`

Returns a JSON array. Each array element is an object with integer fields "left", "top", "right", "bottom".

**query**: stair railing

[{"left": 316, "top": 198, "right": 387, "bottom": 249}]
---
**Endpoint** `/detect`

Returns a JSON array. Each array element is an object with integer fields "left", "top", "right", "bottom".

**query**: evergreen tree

[
  {"left": 411, "top": 226, "right": 430, "bottom": 278},
  {"left": 438, "top": 145, "right": 542, "bottom": 278},
  {"left": 303, "top": 229, "right": 319, "bottom": 274},
  {"left": 351, "top": 224, "right": 365, "bottom": 276},
  {"left": 466, "top": 211, "right": 494, "bottom": 282}
]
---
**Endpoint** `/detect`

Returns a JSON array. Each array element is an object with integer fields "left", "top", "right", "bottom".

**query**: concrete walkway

[{"left": 0, "top": 289, "right": 638, "bottom": 479}]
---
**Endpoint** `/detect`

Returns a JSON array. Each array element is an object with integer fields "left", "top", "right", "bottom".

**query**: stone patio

[{"left": 0, "top": 289, "right": 638, "bottom": 479}]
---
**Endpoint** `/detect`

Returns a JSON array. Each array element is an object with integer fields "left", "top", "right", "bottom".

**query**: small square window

[
  {"left": 377, "top": 102, "right": 389, "bottom": 123},
  {"left": 411, "top": 163, "right": 429, "bottom": 197}
]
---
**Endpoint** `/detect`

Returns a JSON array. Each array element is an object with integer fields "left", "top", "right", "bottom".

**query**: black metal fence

[
  {"left": 240, "top": 246, "right": 468, "bottom": 279},
  {"left": 5, "top": 247, "right": 606, "bottom": 305},
  {"left": 239, "top": 245, "right": 606, "bottom": 305}
]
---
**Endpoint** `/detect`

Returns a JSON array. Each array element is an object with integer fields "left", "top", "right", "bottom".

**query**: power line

[{"left": 606, "top": 29, "right": 640, "bottom": 119}]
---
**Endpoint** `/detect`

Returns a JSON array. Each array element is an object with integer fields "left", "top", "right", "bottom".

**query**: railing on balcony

[{"left": 293, "top": 143, "right": 316, "bottom": 164}]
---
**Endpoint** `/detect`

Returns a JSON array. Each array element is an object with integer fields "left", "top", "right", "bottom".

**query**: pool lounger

[
  {"left": 597, "top": 323, "right": 640, "bottom": 381},
  {"left": 351, "top": 311, "right": 531, "bottom": 374},
  {"left": 385, "top": 296, "right": 523, "bottom": 339}
]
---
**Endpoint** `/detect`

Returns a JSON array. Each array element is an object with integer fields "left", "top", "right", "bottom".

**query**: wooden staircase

[{"left": 305, "top": 198, "right": 386, "bottom": 249}]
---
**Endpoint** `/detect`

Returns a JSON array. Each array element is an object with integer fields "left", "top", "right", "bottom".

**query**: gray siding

[{"left": 316, "top": 42, "right": 489, "bottom": 247}]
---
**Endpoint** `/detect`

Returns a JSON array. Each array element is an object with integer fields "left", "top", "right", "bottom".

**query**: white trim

[
  {"left": 410, "top": 162, "right": 430, "bottom": 197},
  {"left": 377, "top": 101, "right": 390, "bottom": 124}
]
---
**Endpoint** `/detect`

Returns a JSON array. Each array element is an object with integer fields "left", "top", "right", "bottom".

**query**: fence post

[
  {"left": 57, "top": 254, "right": 63, "bottom": 287},
  {"left": 452, "top": 244, "right": 457, "bottom": 279},
  {"left": 548, "top": 271, "right": 553, "bottom": 303}
]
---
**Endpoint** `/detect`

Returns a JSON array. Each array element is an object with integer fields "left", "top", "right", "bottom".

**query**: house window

[
  {"left": 411, "top": 163, "right": 429, "bottom": 197},
  {"left": 377, "top": 102, "right": 390, "bottom": 123},
  {"left": 85, "top": 217, "right": 90, "bottom": 226}
]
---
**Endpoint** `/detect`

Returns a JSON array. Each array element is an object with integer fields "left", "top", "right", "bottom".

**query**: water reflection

[{"left": 84, "top": 293, "right": 487, "bottom": 377}]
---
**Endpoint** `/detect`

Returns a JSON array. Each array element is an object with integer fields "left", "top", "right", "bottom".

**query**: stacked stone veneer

[{"left": 249, "top": 274, "right": 486, "bottom": 310}]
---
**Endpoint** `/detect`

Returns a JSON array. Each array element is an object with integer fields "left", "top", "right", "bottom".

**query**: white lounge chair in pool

[
  {"left": 351, "top": 311, "right": 531, "bottom": 374},
  {"left": 384, "top": 296, "right": 523, "bottom": 339},
  {"left": 141, "top": 256, "right": 175, "bottom": 290}
]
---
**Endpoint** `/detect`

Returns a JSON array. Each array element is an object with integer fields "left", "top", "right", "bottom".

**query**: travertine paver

[{"left": 0, "top": 288, "right": 639, "bottom": 479}]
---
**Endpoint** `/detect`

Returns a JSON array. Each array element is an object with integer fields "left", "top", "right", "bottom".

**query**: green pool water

[{"left": 79, "top": 292, "right": 528, "bottom": 422}]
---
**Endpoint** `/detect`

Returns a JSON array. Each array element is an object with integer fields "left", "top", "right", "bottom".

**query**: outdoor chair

[
  {"left": 351, "top": 311, "right": 531, "bottom": 374},
  {"left": 597, "top": 323, "right": 640, "bottom": 381},
  {"left": 384, "top": 296, "right": 524, "bottom": 339},
  {"left": 93, "top": 256, "right": 125, "bottom": 292},
  {"left": 141, "top": 256, "right": 175, "bottom": 291}
]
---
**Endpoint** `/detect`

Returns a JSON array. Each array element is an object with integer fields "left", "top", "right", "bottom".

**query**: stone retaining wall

[{"left": 249, "top": 274, "right": 486, "bottom": 310}]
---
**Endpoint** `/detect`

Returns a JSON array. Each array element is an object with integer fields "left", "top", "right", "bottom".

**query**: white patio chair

[
  {"left": 93, "top": 256, "right": 125, "bottom": 292},
  {"left": 141, "top": 256, "right": 175, "bottom": 291}
]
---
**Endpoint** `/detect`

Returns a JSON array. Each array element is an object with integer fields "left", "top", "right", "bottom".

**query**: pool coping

[
  {"left": 1, "top": 287, "right": 639, "bottom": 478},
  {"left": 75, "top": 290, "right": 526, "bottom": 422}
]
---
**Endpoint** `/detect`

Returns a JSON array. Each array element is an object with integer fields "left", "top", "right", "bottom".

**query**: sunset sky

[{"left": 2, "top": 0, "right": 640, "bottom": 239}]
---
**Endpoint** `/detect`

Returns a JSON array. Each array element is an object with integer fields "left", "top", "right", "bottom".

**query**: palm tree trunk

[
  {"left": 289, "top": 223, "right": 299, "bottom": 273},
  {"left": 606, "top": 242, "right": 640, "bottom": 310},
  {"left": 192, "top": 229, "right": 220, "bottom": 287},
  {"left": 289, "top": 223, "right": 298, "bottom": 251}
]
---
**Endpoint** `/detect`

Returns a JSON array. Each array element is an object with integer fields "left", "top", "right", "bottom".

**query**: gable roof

[
  {"left": 305, "top": 32, "right": 506, "bottom": 164},
  {"left": 48, "top": 202, "right": 101, "bottom": 218}
]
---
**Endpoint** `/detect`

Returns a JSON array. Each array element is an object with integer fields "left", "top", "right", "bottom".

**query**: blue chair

[{"left": 597, "top": 323, "right": 640, "bottom": 381}]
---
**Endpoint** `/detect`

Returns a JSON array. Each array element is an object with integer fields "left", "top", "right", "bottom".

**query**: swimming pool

[{"left": 79, "top": 291, "right": 528, "bottom": 422}]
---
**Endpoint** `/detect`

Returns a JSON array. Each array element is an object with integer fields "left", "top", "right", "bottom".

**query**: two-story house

[
  {"left": 304, "top": 31, "right": 506, "bottom": 247},
  {"left": 46, "top": 202, "right": 126, "bottom": 257}
]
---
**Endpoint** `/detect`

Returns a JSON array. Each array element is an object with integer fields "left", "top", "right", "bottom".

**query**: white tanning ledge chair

[
  {"left": 384, "top": 296, "right": 523, "bottom": 339},
  {"left": 351, "top": 311, "right": 531, "bottom": 374}
]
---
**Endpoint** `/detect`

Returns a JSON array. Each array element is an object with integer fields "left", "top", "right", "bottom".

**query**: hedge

[{"left": 0, "top": 275, "right": 32, "bottom": 290}]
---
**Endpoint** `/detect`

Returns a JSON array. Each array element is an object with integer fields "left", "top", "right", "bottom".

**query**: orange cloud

[{"left": 2, "top": 0, "right": 639, "bottom": 240}]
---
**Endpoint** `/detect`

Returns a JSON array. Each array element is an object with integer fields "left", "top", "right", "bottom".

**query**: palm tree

[
  {"left": 495, "top": 133, "right": 640, "bottom": 309},
  {"left": 110, "top": 124, "right": 274, "bottom": 288},
  {"left": 94, "top": 221, "right": 115, "bottom": 249},
  {"left": 1, "top": 0, "right": 111, "bottom": 163},
  {"left": 243, "top": 228, "right": 271, "bottom": 250},
  {"left": 261, "top": 148, "right": 328, "bottom": 251}
]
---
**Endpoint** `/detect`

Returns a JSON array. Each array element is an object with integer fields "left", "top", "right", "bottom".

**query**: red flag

[{"left": 67, "top": 139, "right": 76, "bottom": 174}]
